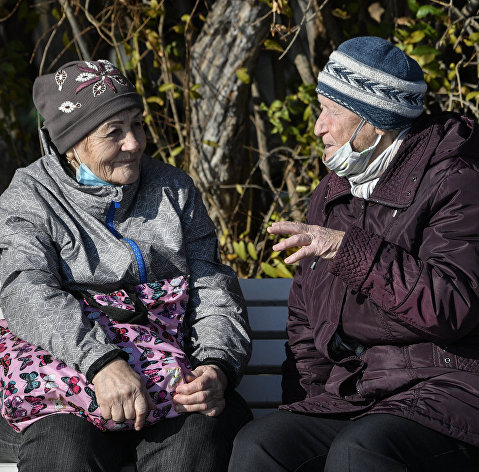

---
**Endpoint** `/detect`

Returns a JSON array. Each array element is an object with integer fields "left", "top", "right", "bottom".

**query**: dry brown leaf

[{"left": 368, "top": 2, "right": 385, "bottom": 23}]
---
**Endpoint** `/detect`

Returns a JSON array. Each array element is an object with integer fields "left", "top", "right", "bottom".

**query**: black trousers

[
  {"left": 228, "top": 411, "right": 479, "bottom": 472},
  {"left": 0, "top": 389, "right": 252, "bottom": 472}
]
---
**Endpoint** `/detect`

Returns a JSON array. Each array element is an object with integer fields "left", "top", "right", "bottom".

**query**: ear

[
  {"left": 374, "top": 128, "right": 387, "bottom": 136},
  {"left": 65, "top": 148, "right": 80, "bottom": 169}
]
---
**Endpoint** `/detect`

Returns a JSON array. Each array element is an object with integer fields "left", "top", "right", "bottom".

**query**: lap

[
  {"left": 326, "top": 414, "right": 479, "bottom": 472},
  {"left": 135, "top": 389, "right": 252, "bottom": 472},
  {"left": 0, "top": 389, "right": 252, "bottom": 472},
  {"left": 0, "top": 415, "right": 20, "bottom": 463},
  {"left": 229, "top": 411, "right": 479, "bottom": 472}
]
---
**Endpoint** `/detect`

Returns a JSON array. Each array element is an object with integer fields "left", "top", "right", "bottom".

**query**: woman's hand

[
  {"left": 267, "top": 221, "right": 345, "bottom": 263},
  {"left": 92, "top": 357, "right": 155, "bottom": 431},
  {"left": 173, "top": 365, "right": 228, "bottom": 417}
]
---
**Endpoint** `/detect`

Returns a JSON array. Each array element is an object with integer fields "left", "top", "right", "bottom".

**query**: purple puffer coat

[{"left": 280, "top": 112, "right": 479, "bottom": 446}]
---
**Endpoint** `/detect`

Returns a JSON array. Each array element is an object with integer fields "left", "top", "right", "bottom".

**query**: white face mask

[{"left": 323, "top": 119, "right": 382, "bottom": 177}]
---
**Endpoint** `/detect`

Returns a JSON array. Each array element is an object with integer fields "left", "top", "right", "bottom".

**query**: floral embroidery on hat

[
  {"left": 55, "top": 70, "right": 67, "bottom": 91},
  {"left": 75, "top": 60, "right": 129, "bottom": 97},
  {"left": 58, "top": 101, "right": 82, "bottom": 113}
]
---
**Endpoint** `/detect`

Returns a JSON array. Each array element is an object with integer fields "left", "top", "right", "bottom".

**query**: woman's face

[
  {"left": 70, "top": 108, "right": 146, "bottom": 185},
  {"left": 314, "top": 95, "right": 379, "bottom": 161}
]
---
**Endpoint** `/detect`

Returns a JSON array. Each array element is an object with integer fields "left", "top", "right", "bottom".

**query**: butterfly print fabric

[{"left": 0, "top": 276, "right": 191, "bottom": 432}]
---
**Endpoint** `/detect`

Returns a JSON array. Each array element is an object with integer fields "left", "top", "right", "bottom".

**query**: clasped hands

[
  {"left": 267, "top": 221, "right": 345, "bottom": 263},
  {"left": 92, "top": 359, "right": 227, "bottom": 431}
]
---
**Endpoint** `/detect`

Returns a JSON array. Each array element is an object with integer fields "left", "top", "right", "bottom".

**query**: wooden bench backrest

[{"left": 236, "top": 278, "right": 292, "bottom": 417}]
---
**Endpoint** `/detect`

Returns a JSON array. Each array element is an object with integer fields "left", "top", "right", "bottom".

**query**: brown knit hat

[{"left": 33, "top": 59, "right": 144, "bottom": 154}]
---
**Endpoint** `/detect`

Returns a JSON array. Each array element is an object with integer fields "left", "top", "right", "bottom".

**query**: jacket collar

[{"left": 325, "top": 114, "right": 436, "bottom": 209}]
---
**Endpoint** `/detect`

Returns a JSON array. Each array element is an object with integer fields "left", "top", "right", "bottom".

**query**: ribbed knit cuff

[
  {"left": 86, "top": 349, "right": 129, "bottom": 384},
  {"left": 329, "top": 226, "right": 383, "bottom": 291}
]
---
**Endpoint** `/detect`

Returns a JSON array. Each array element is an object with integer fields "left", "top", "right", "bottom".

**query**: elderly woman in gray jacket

[{"left": 0, "top": 60, "right": 251, "bottom": 472}]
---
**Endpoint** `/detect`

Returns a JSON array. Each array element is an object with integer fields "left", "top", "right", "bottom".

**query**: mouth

[{"left": 117, "top": 156, "right": 139, "bottom": 164}]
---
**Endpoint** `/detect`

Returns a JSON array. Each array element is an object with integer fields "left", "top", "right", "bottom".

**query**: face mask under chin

[
  {"left": 70, "top": 147, "right": 115, "bottom": 187},
  {"left": 323, "top": 119, "right": 382, "bottom": 178}
]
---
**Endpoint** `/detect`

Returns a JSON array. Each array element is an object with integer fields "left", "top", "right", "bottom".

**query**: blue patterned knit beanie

[{"left": 315, "top": 36, "right": 427, "bottom": 130}]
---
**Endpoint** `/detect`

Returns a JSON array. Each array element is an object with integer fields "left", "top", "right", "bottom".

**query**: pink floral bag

[{"left": 0, "top": 276, "right": 192, "bottom": 432}]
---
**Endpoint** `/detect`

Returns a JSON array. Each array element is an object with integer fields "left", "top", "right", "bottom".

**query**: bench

[
  {"left": 236, "top": 278, "right": 290, "bottom": 417},
  {"left": 0, "top": 277, "right": 292, "bottom": 471}
]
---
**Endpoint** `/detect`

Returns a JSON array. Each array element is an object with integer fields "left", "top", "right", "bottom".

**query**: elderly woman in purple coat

[{"left": 229, "top": 36, "right": 479, "bottom": 472}]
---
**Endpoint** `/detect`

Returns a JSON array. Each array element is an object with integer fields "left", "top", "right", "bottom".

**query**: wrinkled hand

[
  {"left": 92, "top": 358, "right": 155, "bottom": 431},
  {"left": 267, "top": 221, "right": 345, "bottom": 264},
  {"left": 173, "top": 365, "right": 227, "bottom": 417}
]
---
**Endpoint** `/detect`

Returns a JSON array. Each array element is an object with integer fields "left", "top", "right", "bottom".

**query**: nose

[
  {"left": 122, "top": 129, "right": 141, "bottom": 152},
  {"left": 314, "top": 113, "right": 326, "bottom": 137}
]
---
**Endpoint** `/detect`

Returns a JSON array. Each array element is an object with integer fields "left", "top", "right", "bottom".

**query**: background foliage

[{"left": 0, "top": 0, "right": 478, "bottom": 278}]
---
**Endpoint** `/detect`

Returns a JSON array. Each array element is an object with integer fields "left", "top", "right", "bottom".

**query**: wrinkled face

[
  {"left": 314, "top": 95, "right": 379, "bottom": 162},
  {"left": 68, "top": 108, "right": 146, "bottom": 185}
]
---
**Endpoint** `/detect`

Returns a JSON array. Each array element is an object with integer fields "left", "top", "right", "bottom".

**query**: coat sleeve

[
  {"left": 0, "top": 214, "right": 123, "bottom": 378},
  {"left": 180, "top": 182, "right": 251, "bottom": 386},
  {"left": 282, "top": 261, "right": 334, "bottom": 404},
  {"left": 329, "top": 166, "right": 479, "bottom": 343}
]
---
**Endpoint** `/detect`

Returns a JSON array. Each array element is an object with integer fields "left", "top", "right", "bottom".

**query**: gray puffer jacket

[{"left": 0, "top": 131, "right": 251, "bottom": 384}]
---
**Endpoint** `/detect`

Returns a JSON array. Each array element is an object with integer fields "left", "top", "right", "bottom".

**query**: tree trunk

[{"left": 189, "top": 0, "right": 269, "bottom": 231}]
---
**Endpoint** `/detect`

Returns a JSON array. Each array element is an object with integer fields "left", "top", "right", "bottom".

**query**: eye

[{"left": 107, "top": 128, "right": 122, "bottom": 137}]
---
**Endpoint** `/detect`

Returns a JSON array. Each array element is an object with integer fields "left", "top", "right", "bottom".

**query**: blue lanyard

[{"left": 105, "top": 200, "right": 147, "bottom": 284}]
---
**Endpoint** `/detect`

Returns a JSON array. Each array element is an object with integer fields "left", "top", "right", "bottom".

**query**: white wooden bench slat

[
  {"left": 236, "top": 374, "right": 282, "bottom": 403},
  {"left": 238, "top": 278, "right": 291, "bottom": 305},
  {"left": 248, "top": 339, "right": 286, "bottom": 367},
  {"left": 247, "top": 306, "right": 288, "bottom": 332}
]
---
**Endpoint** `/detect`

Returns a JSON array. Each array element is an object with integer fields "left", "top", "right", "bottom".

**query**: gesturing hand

[
  {"left": 267, "top": 221, "right": 345, "bottom": 264},
  {"left": 173, "top": 365, "right": 228, "bottom": 417},
  {"left": 92, "top": 357, "right": 155, "bottom": 431}
]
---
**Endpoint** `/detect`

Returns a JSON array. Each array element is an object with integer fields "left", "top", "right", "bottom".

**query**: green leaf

[
  {"left": 466, "top": 91, "right": 479, "bottom": 101},
  {"left": 189, "top": 83, "right": 202, "bottom": 99},
  {"left": 332, "top": 8, "right": 350, "bottom": 19},
  {"left": 407, "top": 0, "right": 420, "bottom": 14},
  {"left": 247, "top": 242, "right": 258, "bottom": 260},
  {"left": 236, "top": 67, "right": 251, "bottom": 84},
  {"left": 465, "top": 32, "right": 479, "bottom": 45},
  {"left": 264, "top": 39, "right": 283, "bottom": 52},
  {"left": 173, "top": 24, "right": 185, "bottom": 34},
  {"left": 181, "top": 14, "right": 191, "bottom": 23},
  {"left": 219, "top": 229, "right": 228, "bottom": 247},
  {"left": 416, "top": 5, "right": 442, "bottom": 19},
  {"left": 51, "top": 7, "right": 62, "bottom": 20},
  {"left": 159, "top": 83, "right": 176, "bottom": 92},
  {"left": 146, "top": 96, "right": 164, "bottom": 106},
  {"left": 303, "top": 105, "right": 313, "bottom": 121},
  {"left": 235, "top": 184, "right": 243, "bottom": 195},
  {"left": 233, "top": 241, "right": 247, "bottom": 261},
  {"left": 404, "top": 30, "right": 425, "bottom": 44},
  {"left": 274, "top": 261, "right": 293, "bottom": 278},
  {"left": 203, "top": 139, "right": 219, "bottom": 148},
  {"left": 295, "top": 185, "right": 309, "bottom": 193},
  {"left": 261, "top": 262, "right": 278, "bottom": 278},
  {"left": 171, "top": 146, "right": 184, "bottom": 157},
  {"left": 410, "top": 45, "right": 440, "bottom": 56}
]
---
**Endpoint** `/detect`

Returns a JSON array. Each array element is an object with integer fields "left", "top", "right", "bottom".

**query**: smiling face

[
  {"left": 67, "top": 107, "right": 146, "bottom": 185},
  {"left": 314, "top": 95, "right": 382, "bottom": 162}
]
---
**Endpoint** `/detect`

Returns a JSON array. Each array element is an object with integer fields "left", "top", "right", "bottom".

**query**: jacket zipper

[{"left": 105, "top": 200, "right": 147, "bottom": 284}]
